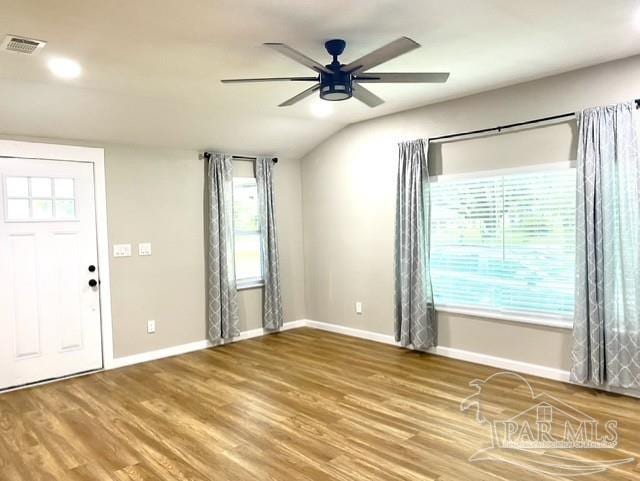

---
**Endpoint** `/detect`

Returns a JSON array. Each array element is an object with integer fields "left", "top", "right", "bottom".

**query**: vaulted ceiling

[{"left": 1, "top": 0, "right": 640, "bottom": 157}]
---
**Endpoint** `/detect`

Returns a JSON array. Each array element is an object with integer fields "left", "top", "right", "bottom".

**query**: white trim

[
  {"left": 304, "top": 319, "right": 570, "bottom": 382},
  {"left": 0, "top": 140, "right": 104, "bottom": 163},
  {"left": 93, "top": 153, "right": 114, "bottom": 368},
  {"left": 109, "top": 320, "right": 305, "bottom": 369},
  {"left": 429, "top": 160, "right": 575, "bottom": 183},
  {"left": 110, "top": 340, "right": 210, "bottom": 370},
  {"left": 436, "top": 306, "right": 573, "bottom": 330},
  {"left": 304, "top": 319, "right": 399, "bottom": 346},
  {"left": 429, "top": 345, "right": 570, "bottom": 382},
  {"left": 0, "top": 140, "right": 114, "bottom": 369}
]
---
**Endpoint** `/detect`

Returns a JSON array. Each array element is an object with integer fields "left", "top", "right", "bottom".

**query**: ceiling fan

[{"left": 221, "top": 37, "right": 449, "bottom": 108}]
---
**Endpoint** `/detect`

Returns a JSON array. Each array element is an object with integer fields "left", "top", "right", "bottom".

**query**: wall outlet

[
  {"left": 355, "top": 302, "right": 363, "bottom": 315},
  {"left": 138, "top": 242, "right": 152, "bottom": 256},
  {"left": 113, "top": 244, "right": 131, "bottom": 257},
  {"left": 147, "top": 320, "right": 156, "bottom": 334}
]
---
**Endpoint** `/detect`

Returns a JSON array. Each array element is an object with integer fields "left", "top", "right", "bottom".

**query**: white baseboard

[
  {"left": 304, "top": 319, "right": 399, "bottom": 346},
  {"left": 109, "top": 320, "right": 306, "bottom": 369},
  {"left": 429, "top": 345, "right": 570, "bottom": 383},
  {"left": 112, "top": 319, "right": 571, "bottom": 384},
  {"left": 109, "top": 318, "right": 571, "bottom": 386},
  {"left": 304, "top": 319, "right": 571, "bottom": 383},
  {"left": 109, "top": 339, "right": 211, "bottom": 369}
]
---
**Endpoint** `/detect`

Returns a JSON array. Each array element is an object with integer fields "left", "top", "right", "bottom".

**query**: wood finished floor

[{"left": 0, "top": 327, "right": 639, "bottom": 481}]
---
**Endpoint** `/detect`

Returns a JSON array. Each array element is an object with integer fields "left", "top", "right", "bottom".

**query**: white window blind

[
  {"left": 232, "top": 177, "right": 263, "bottom": 285},
  {"left": 430, "top": 167, "right": 576, "bottom": 319}
]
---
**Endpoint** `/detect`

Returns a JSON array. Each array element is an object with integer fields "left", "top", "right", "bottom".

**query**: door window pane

[
  {"left": 32, "top": 199, "right": 53, "bottom": 219},
  {"left": 55, "top": 200, "right": 75, "bottom": 220},
  {"left": 30, "top": 178, "right": 52, "bottom": 197},
  {"left": 54, "top": 178, "right": 74, "bottom": 198},
  {"left": 7, "top": 199, "right": 29, "bottom": 219},
  {"left": 6, "top": 177, "right": 28, "bottom": 197}
]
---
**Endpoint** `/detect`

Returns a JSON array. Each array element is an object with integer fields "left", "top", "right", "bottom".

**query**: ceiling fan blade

[
  {"left": 352, "top": 83, "right": 384, "bottom": 108},
  {"left": 265, "top": 43, "right": 332, "bottom": 74},
  {"left": 341, "top": 37, "right": 420, "bottom": 74},
  {"left": 278, "top": 84, "right": 320, "bottom": 107},
  {"left": 221, "top": 76, "right": 318, "bottom": 83},
  {"left": 355, "top": 72, "right": 450, "bottom": 83}
]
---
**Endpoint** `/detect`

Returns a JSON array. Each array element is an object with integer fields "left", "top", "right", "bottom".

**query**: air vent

[{"left": 1, "top": 35, "right": 47, "bottom": 55}]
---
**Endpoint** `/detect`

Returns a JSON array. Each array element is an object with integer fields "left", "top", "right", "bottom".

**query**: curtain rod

[
  {"left": 201, "top": 152, "right": 278, "bottom": 163},
  {"left": 428, "top": 98, "right": 640, "bottom": 144}
]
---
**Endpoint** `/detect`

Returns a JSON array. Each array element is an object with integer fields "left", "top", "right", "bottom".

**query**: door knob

[
  {"left": 88, "top": 265, "right": 96, "bottom": 272},
  {"left": 88, "top": 279, "right": 98, "bottom": 287}
]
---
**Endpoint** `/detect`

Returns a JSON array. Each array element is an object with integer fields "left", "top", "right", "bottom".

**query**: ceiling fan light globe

[{"left": 320, "top": 83, "right": 352, "bottom": 102}]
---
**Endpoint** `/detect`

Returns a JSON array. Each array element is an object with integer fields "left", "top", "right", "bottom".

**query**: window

[
  {"left": 4, "top": 176, "right": 76, "bottom": 221},
  {"left": 430, "top": 166, "right": 576, "bottom": 320},
  {"left": 232, "top": 177, "right": 263, "bottom": 287}
]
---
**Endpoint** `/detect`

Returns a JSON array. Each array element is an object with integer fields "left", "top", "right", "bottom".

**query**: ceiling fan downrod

[{"left": 321, "top": 39, "right": 351, "bottom": 101}]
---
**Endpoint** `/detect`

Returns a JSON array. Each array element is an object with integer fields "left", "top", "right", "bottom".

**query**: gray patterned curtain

[
  {"left": 394, "top": 139, "right": 436, "bottom": 350},
  {"left": 206, "top": 153, "right": 240, "bottom": 342},
  {"left": 256, "top": 156, "right": 283, "bottom": 331},
  {"left": 571, "top": 101, "right": 640, "bottom": 389}
]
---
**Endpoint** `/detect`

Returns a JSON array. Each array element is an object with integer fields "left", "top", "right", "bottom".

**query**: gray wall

[
  {"left": 300, "top": 54, "right": 640, "bottom": 371},
  {"left": 105, "top": 146, "right": 305, "bottom": 357}
]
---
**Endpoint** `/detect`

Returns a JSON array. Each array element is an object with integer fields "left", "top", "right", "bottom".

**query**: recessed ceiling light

[
  {"left": 47, "top": 57, "right": 82, "bottom": 79},
  {"left": 310, "top": 101, "right": 332, "bottom": 118}
]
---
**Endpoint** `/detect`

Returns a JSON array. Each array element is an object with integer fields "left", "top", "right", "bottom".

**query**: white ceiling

[{"left": 1, "top": 0, "right": 640, "bottom": 158}]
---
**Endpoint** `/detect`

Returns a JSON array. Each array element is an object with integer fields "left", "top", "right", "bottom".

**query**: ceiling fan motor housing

[{"left": 320, "top": 69, "right": 352, "bottom": 101}]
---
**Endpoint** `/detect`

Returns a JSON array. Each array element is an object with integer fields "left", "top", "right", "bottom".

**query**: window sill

[
  {"left": 237, "top": 280, "right": 264, "bottom": 291},
  {"left": 435, "top": 305, "right": 574, "bottom": 330}
]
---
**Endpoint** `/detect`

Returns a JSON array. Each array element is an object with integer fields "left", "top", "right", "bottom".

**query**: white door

[{"left": 0, "top": 157, "right": 103, "bottom": 390}]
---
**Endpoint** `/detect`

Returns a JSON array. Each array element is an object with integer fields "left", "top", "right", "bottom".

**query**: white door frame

[{"left": 0, "top": 140, "right": 114, "bottom": 369}]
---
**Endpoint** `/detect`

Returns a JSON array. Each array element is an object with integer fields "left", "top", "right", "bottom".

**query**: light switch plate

[
  {"left": 113, "top": 244, "right": 131, "bottom": 257},
  {"left": 138, "top": 242, "right": 152, "bottom": 256},
  {"left": 147, "top": 320, "right": 156, "bottom": 334},
  {"left": 355, "top": 302, "right": 363, "bottom": 315}
]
